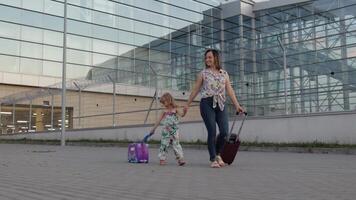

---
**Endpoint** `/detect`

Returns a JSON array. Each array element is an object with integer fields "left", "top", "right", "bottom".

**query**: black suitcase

[{"left": 220, "top": 112, "right": 247, "bottom": 165}]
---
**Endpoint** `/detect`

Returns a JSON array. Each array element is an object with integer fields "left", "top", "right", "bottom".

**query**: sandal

[
  {"left": 210, "top": 161, "right": 220, "bottom": 168},
  {"left": 160, "top": 160, "right": 167, "bottom": 165},
  {"left": 178, "top": 159, "right": 186, "bottom": 166},
  {"left": 216, "top": 155, "right": 226, "bottom": 167}
]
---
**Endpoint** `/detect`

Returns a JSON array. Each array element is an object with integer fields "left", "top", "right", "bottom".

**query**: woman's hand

[{"left": 236, "top": 104, "right": 245, "bottom": 114}]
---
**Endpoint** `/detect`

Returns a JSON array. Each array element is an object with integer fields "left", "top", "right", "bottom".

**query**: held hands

[
  {"left": 181, "top": 107, "right": 187, "bottom": 117},
  {"left": 183, "top": 105, "right": 189, "bottom": 116}
]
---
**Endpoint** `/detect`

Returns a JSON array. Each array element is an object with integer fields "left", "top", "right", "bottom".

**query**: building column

[
  {"left": 35, "top": 109, "right": 44, "bottom": 132},
  {"left": 340, "top": 14, "right": 350, "bottom": 110},
  {"left": 239, "top": 15, "right": 246, "bottom": 106},
  {"left": 252, "top": 17, "right": 257, "bottom": 115},
  {"left": 298, "top": 7, "right": 305, "bottom": 113}
]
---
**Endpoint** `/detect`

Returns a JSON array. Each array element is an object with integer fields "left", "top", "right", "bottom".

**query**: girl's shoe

[
  {"left": 177, "top": 159, "right": 186, "bottom": 166},
  {"left": 160, "top": 160, "right": 167, "bottom": 165},
  {"left": 210, "top": 161, "right": 221, "bottom": 168},
  {"left": 216, "top": 155, "right": 226, "bottom": 167}
]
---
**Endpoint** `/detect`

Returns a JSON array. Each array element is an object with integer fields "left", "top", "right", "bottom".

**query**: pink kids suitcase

[{"left": 128, "top": 142, "right": 149, "bottom": 163}]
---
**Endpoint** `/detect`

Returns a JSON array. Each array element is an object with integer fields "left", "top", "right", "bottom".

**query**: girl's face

[
  {"left": 205, "top": 51, "right": 215, "bottom": 68},
  {"left": 161, "top": 100, "right": 169, "bottom": 108}
]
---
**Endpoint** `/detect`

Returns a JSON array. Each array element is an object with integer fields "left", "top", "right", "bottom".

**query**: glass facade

[
  {"left": 0, "top": 0, "right": 224, "bottom": 84},
  {"left": 1, "top": 0, "right": 356, "bottom": 129},
  {"left": 254, "top": 0, "right": 356, "bottom": 115}
]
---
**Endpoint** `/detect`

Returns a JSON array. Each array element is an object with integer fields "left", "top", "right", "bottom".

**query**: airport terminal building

[{"left": 0, "top": 0, "right": 355, "bottom": 139}]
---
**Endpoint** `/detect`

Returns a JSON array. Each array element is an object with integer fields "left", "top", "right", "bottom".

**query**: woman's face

[{"left": 205, "top": 51, "right": 215, "bottom": 68}]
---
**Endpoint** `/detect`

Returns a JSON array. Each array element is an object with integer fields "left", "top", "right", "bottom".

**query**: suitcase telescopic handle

[{"left": 228, "top": 112, "right": 247, "bottom": 139}]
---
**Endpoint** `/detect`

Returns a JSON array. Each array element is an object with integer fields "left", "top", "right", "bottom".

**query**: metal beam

[{"left": 61, "top": 0, "right": 68, "bottom": 146}]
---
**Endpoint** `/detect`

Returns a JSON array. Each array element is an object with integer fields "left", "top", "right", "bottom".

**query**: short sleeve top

[{"left": 200, "top": 68, "right": 228, "bottom": 111}]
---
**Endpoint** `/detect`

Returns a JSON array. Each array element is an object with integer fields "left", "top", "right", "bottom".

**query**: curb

[{"left": 1, "top": 140, "right": 356, "bottom": 155}]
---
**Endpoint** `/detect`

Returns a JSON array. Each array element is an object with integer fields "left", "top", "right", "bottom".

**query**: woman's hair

[
  {"left": 159, "top": 92, "right": 178, "bottom": 108},
  {"left": 204, "top": 49, "right": 222, "bottom": 70}
]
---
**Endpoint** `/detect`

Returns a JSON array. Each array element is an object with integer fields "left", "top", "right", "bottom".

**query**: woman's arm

[
  {"left": 150, "top": 111, "right": 165, "bottom": 133},
  {"left": 225, "top": 73, "right": 245, "bottom": 113},
  {"left": 176, "top": 108, "right": 185, "bottom": 117},
  {"left": 184, "top": 73, "right": 203, "bottom": 110}
]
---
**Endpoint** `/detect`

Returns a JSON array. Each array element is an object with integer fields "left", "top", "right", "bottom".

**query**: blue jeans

[{"left": 200, "top": 97, "right": 229, "bottom": 161}]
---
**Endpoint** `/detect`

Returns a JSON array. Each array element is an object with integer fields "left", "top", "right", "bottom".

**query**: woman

[{"left": 183, "top": 49, "right": 244, "bottom": 168}]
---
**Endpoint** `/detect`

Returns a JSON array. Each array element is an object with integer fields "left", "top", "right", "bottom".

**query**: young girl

[{"left": 149, "top": 92, "right": 186, "bottom": 166}]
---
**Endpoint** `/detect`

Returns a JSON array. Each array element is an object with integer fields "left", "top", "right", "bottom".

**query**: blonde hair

[{"left": 160, "top": 92, "right": 177, "bottom": 108}]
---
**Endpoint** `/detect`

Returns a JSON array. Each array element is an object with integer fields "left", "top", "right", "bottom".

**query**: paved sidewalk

[{"left": 0, "top": 144, "right": 355, "bottom": 200}]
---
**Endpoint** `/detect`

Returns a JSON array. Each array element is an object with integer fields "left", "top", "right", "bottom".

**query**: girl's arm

[
  {"left": 225, "top": 73, "right": 245, "bottom": 113},
  {"left": 150, "top": 111, "right": 165, "bottom": 134},
  {"left": 176, "top": 108, "right": 185, "bottom": 117}
]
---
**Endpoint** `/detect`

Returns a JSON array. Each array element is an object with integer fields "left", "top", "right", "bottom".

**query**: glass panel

[
  {"left": 22, "top": 0, "right": 44, "bottom": 12},
  {"left": 92, "top": 39, "right": 118, "bottom": 55},
  {"left": 92, "top": 24, "right": 118, "bottom": 42},
  {"left": 0, "top": 55, "right": 20, "bottom": 73},
  {"left": 93, "top": 53, "right": 116, "bottom": 67},
  {"left": 21, "top": 9, "right": 44, "bottom": 28},
  {"left": 117, "top": 57, "right": 133, "bottom": 70},
  {"left": 43, "top": 45, "right": 63, "bottom": 61},
  {"left": 0, "top": 38, "right": 20, "bottom": 56},
  {"left": 1, "top": 0, "right": 21, "bottom": 7},
  {"left": 92, "top": 10, "right": 116, "bottom": 27},
  {"left": 118, "top": 43, "right": 135, "bottom": 57},
  {"left": 67, "top": 20, "right": 92, "bottom": 37},
  {"left": 21, "top": 26, "right": 43, "bottom": 43},
  {"left": 43, "top": 61, "right": 62, "bottom": 77},
  {"left": 93, "top": 0, "right": 116, "bottom": 13},
  {"left": 118, "top": 30, "right": 134, "bottom": 45},
  {"left": 68, "top": 0, "right": 92, "bottom": 8},
  {"left": 0, "top": 5, "right": 21, "bottom": 23},
  {"left": 135, "top": 47, "right": 149, "bottom": 61},
  {"left": 134, "top": 34, "right": 153, "bottom": 47},
  {"left": 66, "top": 64, "right": 92, "bottom": 79},
  {"left": 44, "top": 30, "right": 63, "bottom": 46},
  {"left": 67, "top": 34, "right": 92, "bottom": 51},
  {"left": 44, "top": 0, "right": 64, "bottom": 17},
  {"left": 20, "top": 42, "right": 43, "bottom": 59},
  {"left": 0, "top": 21, "right": 20, "bottom": 39},
  {"left": 67, "top": 49, "right": 92, "bottom": 65},
  {"left": 42, "top": 14, "right": 64, "bottom": 31},
  {"left": 68, "top": 5, "right": 92, "bottom": 22},
  {"left": 118, "top": 17, "right": 134, "bottom": 32},
  {"left": 20, "top": 58, "right": 43, "bottom": 75}
]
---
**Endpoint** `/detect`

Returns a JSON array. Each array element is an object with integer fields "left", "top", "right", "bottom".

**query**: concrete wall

[
  {"left": 0, "top": 83, "right": 201, "bottom": 132},
  {"left": 1, "top": 111, "right": 355, "bottom": 144}
]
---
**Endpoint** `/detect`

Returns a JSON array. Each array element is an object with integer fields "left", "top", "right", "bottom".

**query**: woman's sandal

[
  {"left": 216, "top": 156, "right": 226, "bottom": 167},
  {"left": 210, "top": 161, "right": 221, "bottom": 168}
]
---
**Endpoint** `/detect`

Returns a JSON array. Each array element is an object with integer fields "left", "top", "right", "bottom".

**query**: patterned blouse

[
  {"left": 160, "top": 111, "right": 179, "bottom": 138},
  {"left": 200, "top": 68, "right": 228, "bottom": 111}
]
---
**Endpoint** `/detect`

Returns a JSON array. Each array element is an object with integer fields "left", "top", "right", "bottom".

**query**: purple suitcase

[
  {"left": 220, "top": 112, "right": 247, "bottom": 165},
  {"left": 128, "top": 142, "right": 149, "bottom": 163}
]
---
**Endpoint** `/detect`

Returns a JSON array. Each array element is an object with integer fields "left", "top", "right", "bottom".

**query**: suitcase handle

[{"left": 227, "top": 112, "right": 247, "bottom": 141}]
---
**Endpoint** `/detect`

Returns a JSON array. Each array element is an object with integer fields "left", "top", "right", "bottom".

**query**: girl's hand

[
  {"left": 143, "top": 132, "right": 154, "bottom": 143},
  {"left": 183, "top": 105, "right": 189, "bottom": 116},
  {"left": 181, "top": 108, "right": 187, "bottom": 117}
]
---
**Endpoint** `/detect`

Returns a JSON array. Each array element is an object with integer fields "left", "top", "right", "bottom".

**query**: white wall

[{"left": 1, "top": 112, "right": 355, "bottom": 144}]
